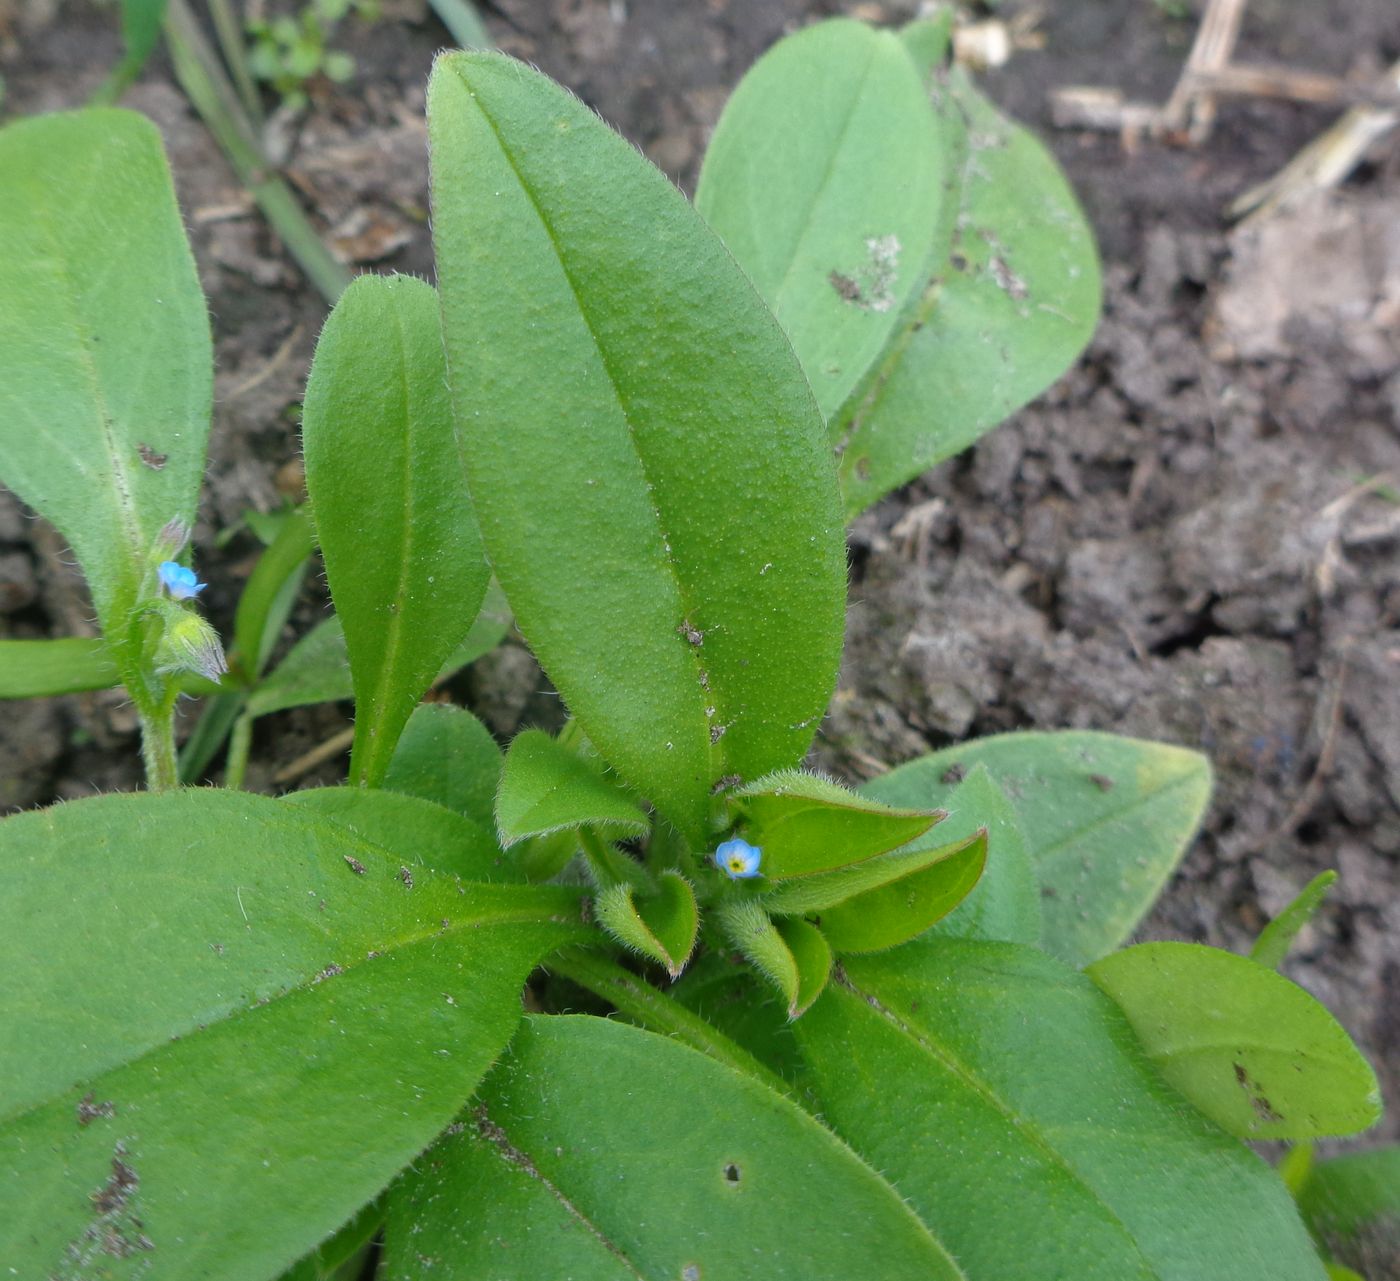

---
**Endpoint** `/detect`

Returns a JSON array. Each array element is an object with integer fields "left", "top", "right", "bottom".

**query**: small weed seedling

[{"left": 0, "top": 16, "right": 1390, "bottom": 1280}]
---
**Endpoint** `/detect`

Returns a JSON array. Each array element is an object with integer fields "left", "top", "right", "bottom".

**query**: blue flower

[
  {"left": 714, "top": 837, "right": 762, "bottom": 880},
  {"left": 158, "top": 560, "right": 205, "bottom": 601}
]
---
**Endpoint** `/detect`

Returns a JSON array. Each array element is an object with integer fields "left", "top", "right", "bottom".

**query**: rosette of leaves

[{"left": 0, "top": 18, "right": 1386, "bottom": 1281}]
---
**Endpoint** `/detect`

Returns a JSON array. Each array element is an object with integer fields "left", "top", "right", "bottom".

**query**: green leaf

[
  {"left": 0, "top": 110, "right": 211, "bottom": 693},
  {"left": 718, "top": 900, "right": 832, "bottom": 1018},
  {"left": 232, "top": 504, "right": 315, "bottom": 680},
  {"left": 92, "top": 0, "right": 168, "bottom": 103},
  {"left": 0, "top": 637, "right": 119, "bottom": 698},
  {"left": 428, "top": 52, "right": 846, "bottom": 844},
  {"left": 733, "top": 768, "right": 941, "bottom": 879},
  {"left": 384, "top": 1015, "right": 963, "bottom": 1279},
  {"left": 836, "top": 66, "right": 1102, "bottom": 516},
  {"left": 246, "top": 615, "right": 351, "bottom": 717},
  {"left": 0, "top": 790, "right": 585, "bottom": 1280},
  {"left": 302, "top": 274, "right": 490, "bottom": 787},
  {"left": 282, "top": 785, "right": 520, "bottom": 883},
  {"left": 695, "top": 18, "right": 951, "bottom": 424},
  {"left": 862, "top": 730, "right": 1211, "bottom": 964},
  {"left": 495, "top": 728, "right": 649, "bottom": 848},
  {"left": 1295, "top": 1147, "right": 1400, "bottom": 1276},
  {"left": 594, "top": 870, "right": 698, "bottom": 977},
  {"left": 245, "top": 582, "right": 509, "bottom": 720},
  {"left": 817, "top": 828, "right": 986, "bottom": 953},
  {"left": 278, "top": 1196, "right": 385, "bottom": 1281},
  {"left": 900, "top": 14, "right": 955, "bottom": 74},
  {"left": 888, "top": 762, "right": 1042, "bottom": 945},
  {"left": 1088, "top": 943, "right": 1382, "bottom": 1141},
  {"left": 795, "top": 936, "right": 1327, "bottom": 1281},
  {"left": 760, "top": 828, "right": 983, "bottom": 918},
  {"left": 1252, "top": 870, "right": 1337, "bottom": 969},
  {"left": 383, "top": 702, "right": 501, "bottom": 829}
]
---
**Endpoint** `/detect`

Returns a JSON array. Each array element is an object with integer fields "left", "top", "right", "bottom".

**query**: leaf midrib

[
  {"left": 456, "top": 71, "right": 720, "bottom": 773},
  {"left": 477, "top": 1103, "right": 650, "bottom": 1281},
  {"left": 26, "top": 167, "right": 146, "bottom": 604},
  {"left": 1036, "top": 768, "right": 1203, "bottom": 866},
  {"left": 765, "top": 36, "right": 881, "bottom": 318},
  {"left": 0, "top": 904, "right": 581, "bottom": 1130},
  {"left": 355, "top": 298, "right": 421, "bottom": 785},
  {"left": 840, "top": 974, "right": 1160, "bottom": 1277}
]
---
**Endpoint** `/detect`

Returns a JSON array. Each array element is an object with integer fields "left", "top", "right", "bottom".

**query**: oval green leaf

[
  {"left": 836, "top": 66, "right": 1102, "bottom": 516},
  {"left": 794, "top": 936, "right": 1326, "bottom": 1280},
  {"left": 0, "top": 109, "right": 211, "bottom": 689},
  {"left": 302, "top": 274, "right": 489, "bottom": 786},
  {"left": 383, "top": 1015, "right": 963, "bottom": 1279},
  {"left": 695, "top": 18, "right": 951, "bottom": 424},
  {"left": 428, "top": 52, "right": 846, "bottom": 843},
  {"left": 0, "top": 790, "right": 585, "bottom": 1280},
  {"left": 1088, "top": 942, "right": 1382, "bottom": 1141},
  {"left": 863, "top": 730, "right": 1211, "bottom": 964}
]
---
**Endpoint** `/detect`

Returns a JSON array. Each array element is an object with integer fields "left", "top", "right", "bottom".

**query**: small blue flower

[
  {"left": 714, "top": 837, "right": 762, "bottom": 880},
  {"left": 158, "top": 560, "right": 205, "bottom": 601}
]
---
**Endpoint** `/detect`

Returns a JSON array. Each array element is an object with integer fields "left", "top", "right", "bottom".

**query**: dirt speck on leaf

[
  {"left": 1233, "top": 1062, "right": 1283, "bottom": 1124},
  {"left": 76, "top": 1093, "right": 116, "bottom": 1127}
]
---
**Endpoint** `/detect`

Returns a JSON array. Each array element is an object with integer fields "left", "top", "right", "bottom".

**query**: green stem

[
  {"left": 224, "top": 710, "right": 254, "bottom": 790},
  {"left": 547, "top": 947, "right": 795, "bottom": 1100},
  {"left": 138, "top": 686, "right": 181, "bottom": 791},
  {"left": 163, "top": 0, "right": 351, "bottom": 304},
  {"left": 426, "top": 0, "right": 493, "bottom": 48},
  {"left": 205, "top": 0, "right": 265, "bottom": 126}
]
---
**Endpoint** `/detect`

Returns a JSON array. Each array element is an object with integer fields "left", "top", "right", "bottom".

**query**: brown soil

[{"left": 2, "top": 0, "right": 1397, "bottom": 1168}]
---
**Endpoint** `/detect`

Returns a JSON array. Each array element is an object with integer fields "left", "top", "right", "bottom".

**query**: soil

[{"left": 3, "top": 0, "right": 1398, "bottom": 1173}]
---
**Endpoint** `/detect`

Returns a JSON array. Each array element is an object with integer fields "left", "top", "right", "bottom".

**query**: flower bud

[{"left": 154, "top": 609, "right": 227, "bottom": 683}]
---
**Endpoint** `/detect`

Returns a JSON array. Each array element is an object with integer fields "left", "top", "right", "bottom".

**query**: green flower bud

[{"left": 154, "top": 608, "right": 227, "bottom": 684}]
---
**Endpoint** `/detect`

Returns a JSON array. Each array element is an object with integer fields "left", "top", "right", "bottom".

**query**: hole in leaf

[{"left": 723, "top": 1163, "right": 741, "bottom": 1184}]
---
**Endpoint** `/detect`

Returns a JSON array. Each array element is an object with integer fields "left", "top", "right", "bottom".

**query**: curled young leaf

[
  {"left": 594, "top": 870, "right": 699, "bottom": 978},
  {"left": 733, "top": 768, "right": 942, "bottom": 879},
  {"left": 718, "top": 899, "right": 832, "bottom": 1018}
]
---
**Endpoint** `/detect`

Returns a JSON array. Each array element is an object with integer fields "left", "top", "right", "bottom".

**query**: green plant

[
  {"left": 0, "top": 17, "right": 1392, "bottom": 1280},
  {"left": 246, "top": 0, "right": 377, "bottom": 109}
]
